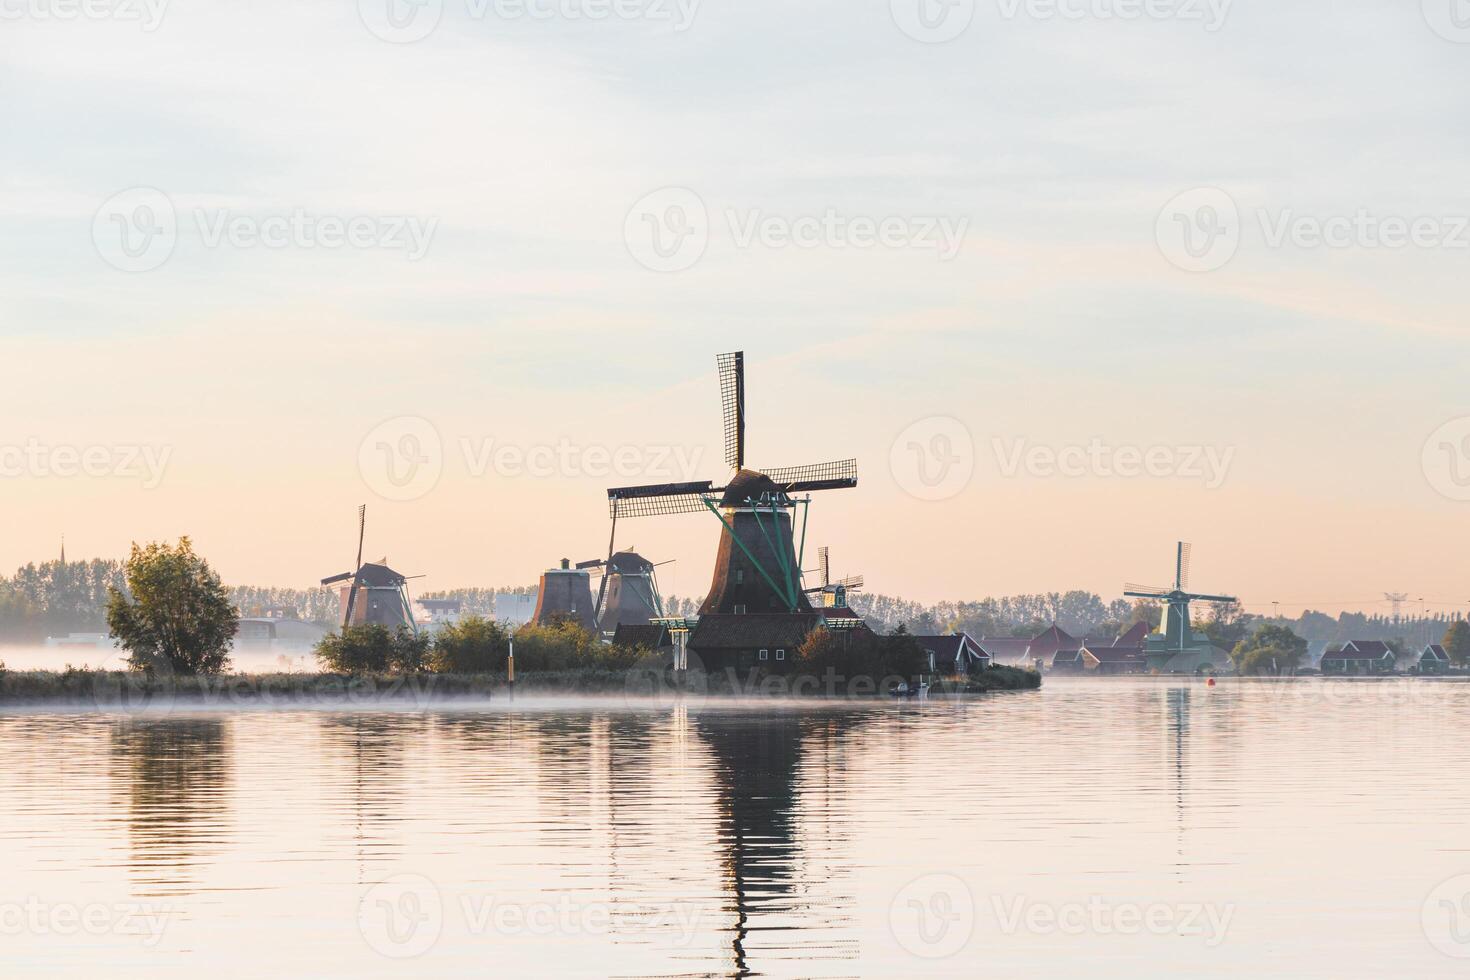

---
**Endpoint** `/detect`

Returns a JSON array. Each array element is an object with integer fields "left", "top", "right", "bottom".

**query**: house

[
  {"left": 974, "top": 636, "right": 1033, "bottom": 667},
  {"left": 1050, "top": 648, "right": 1085, "bottom": 673},
  {"left": 1321, "top": 640, "right": 1397, "bottom": 675},
  {"left": 913, "top": 634, "right": 991, "bottom": 675},
  {"left": 1411, "top": 644, "right": 1451, "bottom": 675},
  {"left": 1081, "top": 643, "right": 1147, "bottom": 675},
  {"left": 1114, "top": 621, "right": 1151, "bottom": 646},
  {"left": 416, "top": 598, "right": 462, "bottom": 625},
  {"left": 1026, "top": 625, "right": 1080, "bottom": 671},
  {"left": 688, "top": 613, "right": 824, "bottom": 674}
]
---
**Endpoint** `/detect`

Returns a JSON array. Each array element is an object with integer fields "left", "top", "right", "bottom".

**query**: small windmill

[
  {"left": 605, "top": 352, "right": 858, "bottom": 615},
  {"left": 1124, "top": 542, "right": 1236, "bottom": 653},
  {"left": 320, "top": 505, "right": 422, "bottom": 635},
  {"left": 577, "top": 552, "right": 670, "bottom": 634},
  {"left": 803, "top": 546, "right": 864, "bottom": 609}
]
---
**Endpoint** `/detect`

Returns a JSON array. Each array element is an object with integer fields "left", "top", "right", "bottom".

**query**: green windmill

[{"left": 1124, "top": 542, "right": 1237, "bottom": 672}]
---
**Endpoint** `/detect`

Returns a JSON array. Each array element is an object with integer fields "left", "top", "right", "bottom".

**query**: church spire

[{"left": 60, "top": 533, "right": 65, "bottom": 565}]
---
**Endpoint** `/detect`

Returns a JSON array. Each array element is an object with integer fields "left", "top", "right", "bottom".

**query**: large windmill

[
  {"left": 605, "top": 352, "right": 858, "bottom": 617},
  {"left": 803, "top": 546, "right": 864, "bottom": 610},
  {"left": 1124, "top": 542, "right": 1236, "bottom": 655},
  {"left": 320, "top": 505, "right": 421, "bottom": 635}
]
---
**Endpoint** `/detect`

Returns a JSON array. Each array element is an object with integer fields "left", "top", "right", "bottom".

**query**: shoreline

[{"left": 0, "top": 664, "right": 1041, "bottom": 707}]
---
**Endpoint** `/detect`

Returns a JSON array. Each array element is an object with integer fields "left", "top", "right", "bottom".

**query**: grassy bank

[
  {"left": 929, "top": 665, "right": 1042, "bottom": 694},
  {"left": 0, "top": 664, "right": 1040, "bottom": 706}
]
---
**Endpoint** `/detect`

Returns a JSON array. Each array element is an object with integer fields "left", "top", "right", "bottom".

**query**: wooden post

[{"left": 507, "top": 638, "right": 515, "bottom": 703}]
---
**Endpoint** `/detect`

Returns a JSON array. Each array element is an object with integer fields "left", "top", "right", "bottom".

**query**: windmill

[
  {"left": 320, "top": 505, "right": 422, "bottom": 635},
  {"left": 529, "top": 559, "right": 598, "bottom": 631},
  {"left": 1124, "top": 542, "right": 1236, "bottom": 653},
  {"left": 605, "top": 351, "right": 858, "bottom": 616},
  {"left": 803, "top": 546, "right": 864, "bottom": 610},
  {"left": 577, "top": 552, "right": 669, "bottom": 635}
]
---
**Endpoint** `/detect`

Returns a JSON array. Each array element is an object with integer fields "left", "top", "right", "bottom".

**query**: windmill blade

[
  {"left": 1178, "top": 541, "right": 1193, "bottom": 590},
  {"left": 575, "top": 559, "right": 607, "bottom": 570},
  {"left": 1188, "top": 593, "right": 1238, "bottom": 604},
  {"left": 837, "top": 575, "right": 864, "bottom": 590},
  {"left": 766, "top": 459, "right": 859, "bottom": 493},
  {"left": 718, "top": 351, "right": 745, "bottom": 471},
  {"left": 1125, "top": 582, "right": 1170, "bottom": 595},
  {"left": 321, "top": 571, "right": 355, "bottom": 586},
  {"left": 819, "top": 546, "right": 830, "bottom": 588},
  {"left": 355, "top": 504, "right": 366, "bottom": 573},
  {"left": 609, "top": 492, "right": 712, "bottom": 519}
]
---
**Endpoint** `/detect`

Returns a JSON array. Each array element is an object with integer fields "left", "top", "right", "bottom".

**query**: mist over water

[
  {"left": 0, "top": 644, "right": 314, "bottom": 674},
  {"left": 2, "top": 679, "right": 1468, "bottom": 977}
]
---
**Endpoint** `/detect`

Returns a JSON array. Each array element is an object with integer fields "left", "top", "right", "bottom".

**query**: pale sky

[{"left": 3, "top": 1, "right": 1469, "bottom": 617}]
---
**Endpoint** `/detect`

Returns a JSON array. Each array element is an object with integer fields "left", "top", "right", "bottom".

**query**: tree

[
  {"left": 430, "top": 616, "right": 509, "bottom": 673},
  {"left": 106, "top": 539, "right": 238, "bottom": 676},
  {"left": 1231, "top": 624, "right": 1308, "bottom": 676},
  {"left": 1444, "top": 621, "right": 1470, "bottom": 667},
  {"left": 315, "top": 625, "right": 429, "bottom": 674}
]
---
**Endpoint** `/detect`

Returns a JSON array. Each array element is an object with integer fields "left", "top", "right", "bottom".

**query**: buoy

[{"left": 1206, "top": 677, "right": 1216, "bottom": 687}]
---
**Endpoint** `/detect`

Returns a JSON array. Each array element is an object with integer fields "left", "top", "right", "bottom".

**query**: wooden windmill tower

[
  {"left": 1124, "top": 541, "right": 1237, "bottom": 657},
  {"left": 605, "top": 351, "right": 858, "bottom": 617},
  {"left": 319, "top": 505, "right": 421, "bottom": 635},
  {"left": 577, "top": 551, "right": 666, "bottom": 637}
]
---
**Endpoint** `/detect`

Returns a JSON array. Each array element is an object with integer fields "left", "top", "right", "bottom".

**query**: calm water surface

[{"left": 3, "top": 678, "right": 1469, "bottom": 977}]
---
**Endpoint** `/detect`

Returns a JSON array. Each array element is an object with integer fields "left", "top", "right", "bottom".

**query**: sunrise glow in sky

[{"left": 4, "top": 2, "right": 1469, "bottom": 616}]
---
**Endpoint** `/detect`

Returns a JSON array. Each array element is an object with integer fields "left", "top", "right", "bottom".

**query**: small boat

[{"left": 890, "top": 680, "right": 930, "bottom": 700}]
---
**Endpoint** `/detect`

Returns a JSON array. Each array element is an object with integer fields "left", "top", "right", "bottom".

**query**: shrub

[
  {"left": 430, "top": 616, "right": 510, "bottom": 674},
  {"left": 315, "top": 625, "right": 429, "bottom": 674}
]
